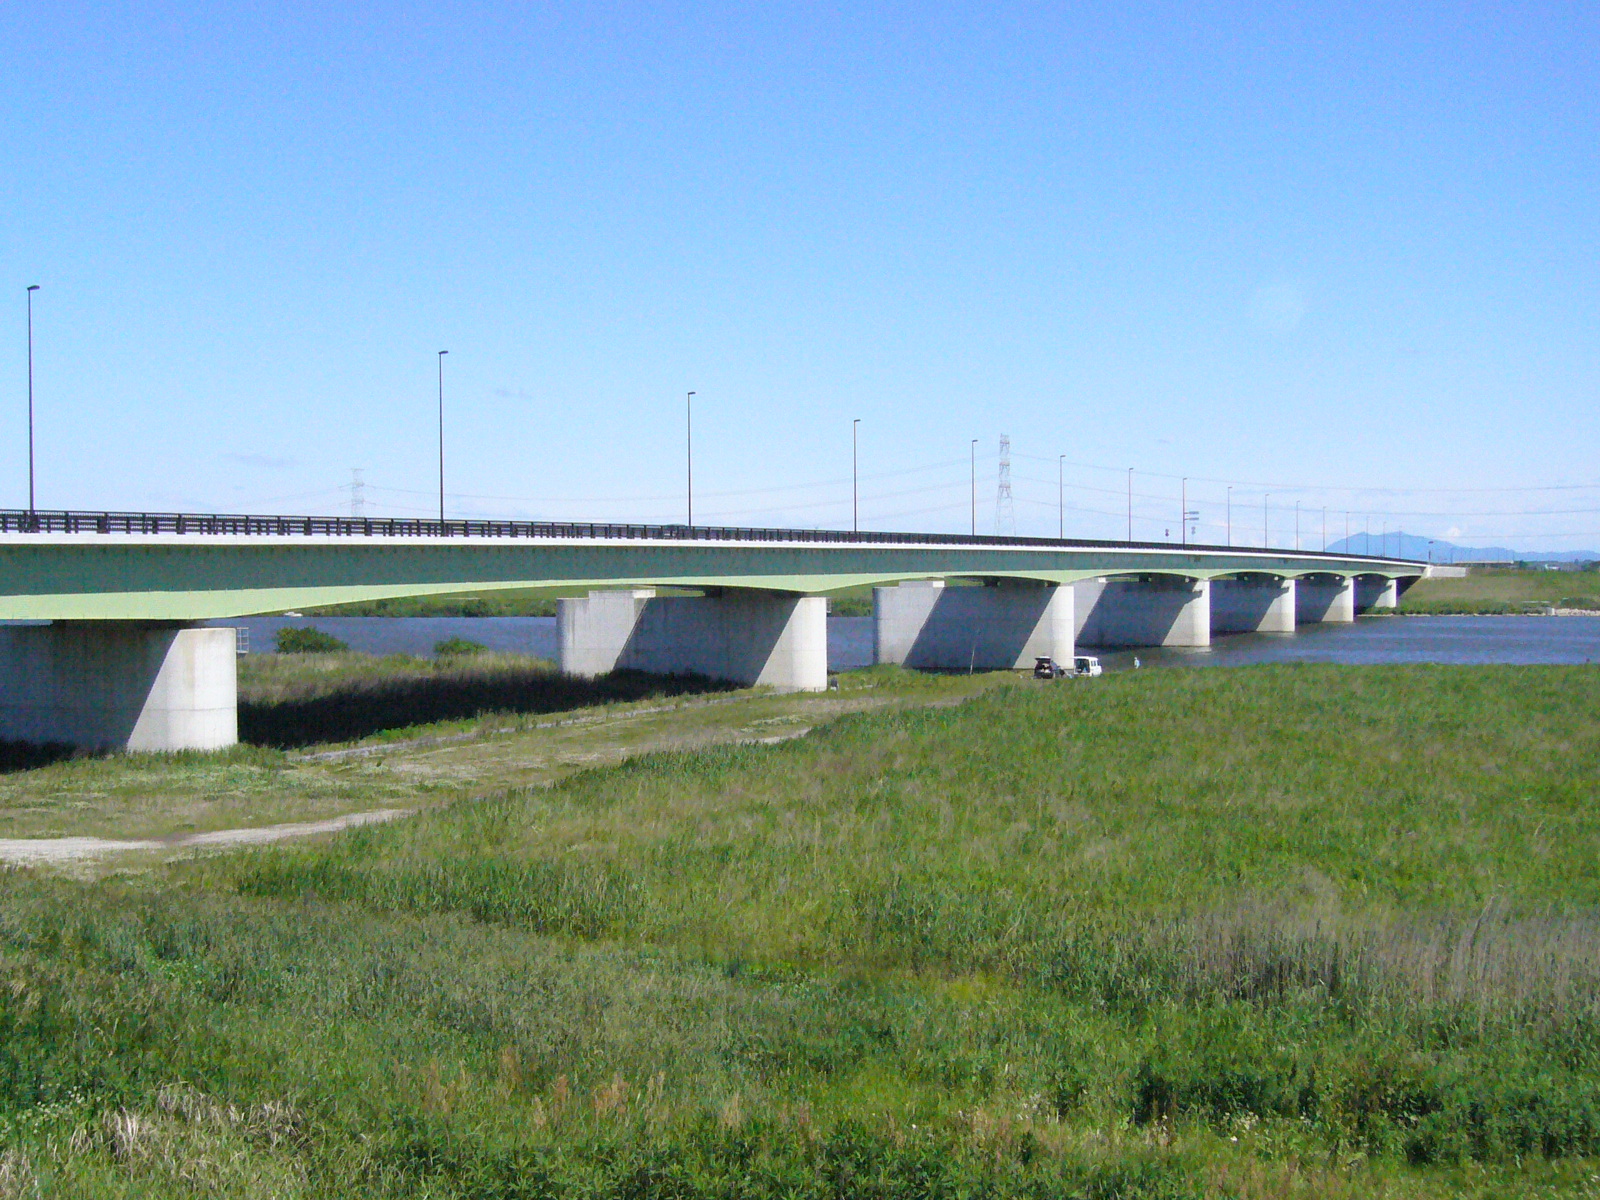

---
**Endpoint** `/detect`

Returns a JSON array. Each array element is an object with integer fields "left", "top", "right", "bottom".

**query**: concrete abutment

[
  {"left": 1074, "top": 577, "right": 1211, "bottom": 648},
  {"left": 557, "top": 588, "right": 827, "bottom": 691},
  {"left": 872, "top": 579, "right": 1073, "bottom": 670},
  {"left": 1355, "top": 576, "right": 1400, "bottom": 613},
  {"left": 0, "top": 622, "right": 238, "bottom": 752},
  {"left": 1296, "top": 575, "right": 1356, "bottom": 624},
  {"left": 1211, "top": 575, "right": 1297, "bottom": 635}
]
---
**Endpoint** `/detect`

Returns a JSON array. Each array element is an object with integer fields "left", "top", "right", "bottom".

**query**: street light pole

[
  {"left": 437, "top": 350, "right": 448, "bottom": 524},
  {"left": 1181, "top": 478, "right": 1187, "bottom": 547},
  {"left": 1226, "top": 486, "right": 1232, "bottom": 547},
  {"left": 25, "top": 285, "right": 40, "bottom": 516},
  {"left": 1295, "top": 501, "right": 1300, "bottom": 551},
  {"left": 970, "top": 440, "right": 978, "bottom": 536},
  {"left": 1264, "top": 493, "right": 1270, "bottom": 549},
  {"left": 1322, "top": 507, "right": 1327, "bottom": 552},
  {"left": 1126, "top": 468, "right": 1133, "bottom": 542},
  {"left": 686, "top": 391, "right": 695, "bottom": 527},
  {"left": 852, "top": 418, "right": 860, "bottom": 534}
]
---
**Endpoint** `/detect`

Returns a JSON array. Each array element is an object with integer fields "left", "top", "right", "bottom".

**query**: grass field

[
  {"left": 1401, "top": 568, "right": 1600, "bottom": 614},
  {"left": 0, "top": 659, "right": 1000, "bottom": 841},
  {"left": 1, "top": 663, "right": 1598, "bottom": 1196}
]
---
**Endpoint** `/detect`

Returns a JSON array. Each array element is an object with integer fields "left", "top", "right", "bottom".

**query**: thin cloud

[{"left": 225, "top": 452, "right": 298, "bottom": 470}]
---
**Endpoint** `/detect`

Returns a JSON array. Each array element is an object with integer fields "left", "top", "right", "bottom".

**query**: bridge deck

[{"left": 0, "top": 508, "right": 1424, "bottom": 622}]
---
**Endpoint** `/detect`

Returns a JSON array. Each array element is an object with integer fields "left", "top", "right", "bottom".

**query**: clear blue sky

[{"left": 2, "top": 2, "right": 1596, "bottom": 550}]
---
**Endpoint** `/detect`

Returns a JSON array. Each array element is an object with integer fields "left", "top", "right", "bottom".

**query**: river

[{"left": 212, "top": 614, "right": 1600, "bottom": 670}]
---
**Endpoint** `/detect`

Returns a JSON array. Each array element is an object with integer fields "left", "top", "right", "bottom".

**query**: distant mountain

[{"left": 1327, "top": 534, "right": 1598, "bottom": 564}]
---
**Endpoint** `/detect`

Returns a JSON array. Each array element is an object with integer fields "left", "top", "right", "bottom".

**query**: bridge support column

[
  {"left": 557, "top": 589, "right": 827, "bottom": 691},
  {"left": 1296, "top": 575, "right": 1355, "bottom": 624},
  {"left": 1355, "top": 576, "right": 1400, "bottom": 613},
  {"left": 1210, "top": 576, "right": 1296, "bottom": 635},
  {"left": 0, "top": 622, "right": 238, "bottom": 752},
  {"left": 872, "top": 579, "right": 1073, "bottom": 670},
  {"left": 1074, "top": 577, "right": 1211, "bottom": 648}
]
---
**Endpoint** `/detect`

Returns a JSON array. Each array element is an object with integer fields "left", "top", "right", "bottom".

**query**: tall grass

[
  {"left": 4, "top": 664, "right": 1600, "bottom": 1195},
  {"left": 218, "top": 667, "right": 1600, "bottom": 1169},
  {"left": 238, "top": 653, "right": 736, "bottom": 747},
  {"left": 0, "top": 877, "right": 1218, "bottom": 1197}
]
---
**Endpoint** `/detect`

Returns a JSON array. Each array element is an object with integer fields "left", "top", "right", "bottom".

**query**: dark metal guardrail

[{"left": 0, "top": 508, "right": 1419, "bottom": 564}]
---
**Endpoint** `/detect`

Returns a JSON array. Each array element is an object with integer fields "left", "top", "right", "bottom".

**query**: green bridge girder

[{"left": 0, "top": 534, "right": 1425, "bottom": 621}]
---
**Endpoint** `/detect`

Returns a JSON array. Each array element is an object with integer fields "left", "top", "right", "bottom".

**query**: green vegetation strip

[
  {"left": 302, "top": 585, "right": 879, "bottom": 618},
  {"left": 1, "top": 664, "right": 1597, "bottom": 1197},
  {"left": 1400, "top": 567, "right": 1600, "bottom": 614},
  {"left": 238, "top": 651, "right": 737, "bottom": 749}
]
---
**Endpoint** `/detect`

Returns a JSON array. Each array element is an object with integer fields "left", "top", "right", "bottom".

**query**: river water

[{"left": 212, "top": 614, "right": 1600, "bottom": 671}]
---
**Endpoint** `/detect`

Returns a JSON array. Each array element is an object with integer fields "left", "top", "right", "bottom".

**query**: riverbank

[
  {"left": 1401, "top": 565, "right": 1598, "bottom": 614},
  {"left": 1397, "top": 600, "right": 1600, "bottom": 615}
]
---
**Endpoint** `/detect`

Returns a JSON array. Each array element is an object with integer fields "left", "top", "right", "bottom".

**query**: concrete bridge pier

[
  {"left": 1296, "top": 574, "right": 1355, "bottom": 624},
  {"left": 0, "top": 622, "right": 238, "bottom": 752},
  {"left": 1074, "top": 576, "right": 1211, "bottom": 648},
  {"left": 1210, "top": 575, "right": 1296, "bottom": 635},
  {"left": 1355, "top": 576, "right": 1400, "bottom": 613},
  {"left": 872, "top": 579, "right": 1073, "bottom": 670},
  {"left": 557, "top": 588, "right": 828, "bottom": 691}
]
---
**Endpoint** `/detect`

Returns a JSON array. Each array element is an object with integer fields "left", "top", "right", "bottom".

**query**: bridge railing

[{"left": 0, "top": 508, "right": 1416, "bottom": 563}]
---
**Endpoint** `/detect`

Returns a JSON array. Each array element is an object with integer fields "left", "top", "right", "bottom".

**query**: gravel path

[{"left": 0, "top": 807, "right": 413, "bottom": 864}]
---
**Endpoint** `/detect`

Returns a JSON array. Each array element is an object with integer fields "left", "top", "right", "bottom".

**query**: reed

[
  {"left": 3, "top": 663, "right": 1598, "bottom": 1196},
  {"left": 238, "top": 653, "right": 736, "bottom": 747}
]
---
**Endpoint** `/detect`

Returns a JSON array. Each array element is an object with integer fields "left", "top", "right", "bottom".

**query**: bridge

[{"left": 0, "top": 508, "right": 1424, "bottom": 753}]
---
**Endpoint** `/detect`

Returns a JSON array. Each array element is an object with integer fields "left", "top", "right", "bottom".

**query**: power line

[
  {"left": 1006, "top": 470, "right": 1598, "bottom": 521},
  {"left": 1011, "top": 450, "right": 1599, "bottom": 497},
  {"left": 362, "top": 455, "right": 970, "bottom": 507},
  {"left": 214, "top": 452, "right": 1597, "bottom": 548}
]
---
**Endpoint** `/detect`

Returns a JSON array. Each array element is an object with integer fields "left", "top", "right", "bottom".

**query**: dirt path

[
  {"left": 0, "top": 807, "right": 413, "bottom": 864},
  {"left": 0, "top": 724, "right": 821, "bottom": 865},
  {"left": 0, "top": 675, "right": 1010, "bottom": 863}
]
